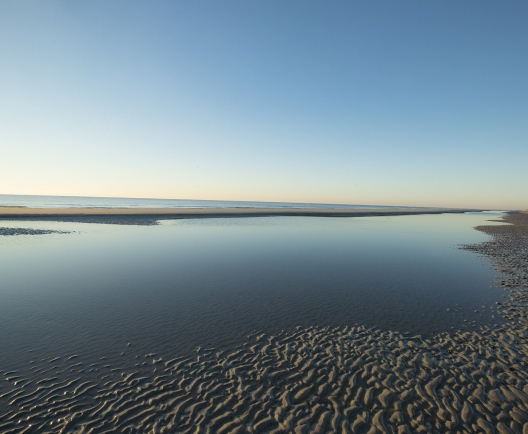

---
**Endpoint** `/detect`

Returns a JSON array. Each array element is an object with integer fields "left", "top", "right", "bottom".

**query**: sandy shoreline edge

[{"left": 0, "top": 207, "right": 480, "bottom": 219}]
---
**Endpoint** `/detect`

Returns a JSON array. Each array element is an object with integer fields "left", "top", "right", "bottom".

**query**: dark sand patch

[
  {"left": 0, "top": 227, "right": 70, "bottom": 236},
  {"left": 1, "top": 216, "right": 160, "bottom": 226},
  {"left": 0, "top": 206, "right": 478, "bottom": 226}
]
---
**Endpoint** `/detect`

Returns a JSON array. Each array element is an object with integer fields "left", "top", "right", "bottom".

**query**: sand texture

[
  {"left": 0, "top": 227, "right": 70, "bottom": 236},
  {"left": 0, "top": 206, "right": 475, "bottom": 218},
  {"left": 0, "top": 207, "right": 479, "bottom": 228},
  {"left": 1, "top": 212, "right": 528, "bottom": 433}
]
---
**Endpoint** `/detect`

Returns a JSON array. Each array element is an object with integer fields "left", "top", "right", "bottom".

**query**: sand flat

[
  {"left": 2, "top": 211, "right": 527, "bottom": 433},
  {"left": 0, "top": 206, "right": 477, "bottom": 218}
]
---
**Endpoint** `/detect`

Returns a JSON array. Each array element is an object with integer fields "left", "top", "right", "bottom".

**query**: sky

[{"left": 0, "top": 1, "right": 527, "bottom": 209}]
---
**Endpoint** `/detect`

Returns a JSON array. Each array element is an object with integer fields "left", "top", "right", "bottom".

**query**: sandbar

[{"left": 0, "top": 206, "right": 479, "bottom": 219}]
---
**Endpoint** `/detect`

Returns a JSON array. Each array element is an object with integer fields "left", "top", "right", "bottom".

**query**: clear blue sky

[{"left": 1, "top": 1, "right": 527, "bottom": 209}]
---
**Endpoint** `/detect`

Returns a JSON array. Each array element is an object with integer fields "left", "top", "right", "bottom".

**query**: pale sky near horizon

[{"left": 1, "top": 1, "right": 527, "bottom": 209}]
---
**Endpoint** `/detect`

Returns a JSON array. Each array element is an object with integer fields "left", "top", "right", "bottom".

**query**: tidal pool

[{"left": 0, "top": 212, "right": 505, "bottom": 373}]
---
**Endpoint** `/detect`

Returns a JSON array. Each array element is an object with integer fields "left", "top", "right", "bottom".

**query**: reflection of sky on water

[{"left": 0, "top": 212, "right": 506, "bottom": 370}]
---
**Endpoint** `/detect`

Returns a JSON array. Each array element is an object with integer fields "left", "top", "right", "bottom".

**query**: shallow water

[{"left": 0, "top": 212, "right": 505, "bottom": 374}]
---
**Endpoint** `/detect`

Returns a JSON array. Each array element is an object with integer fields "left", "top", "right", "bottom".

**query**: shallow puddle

[{"left": 0, "top": 212, "right": 506, "bottom": 375}]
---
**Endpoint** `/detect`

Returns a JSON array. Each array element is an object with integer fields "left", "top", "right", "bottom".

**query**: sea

[{"left": 0, "top": 194, "right": 436, "bottom": 210}]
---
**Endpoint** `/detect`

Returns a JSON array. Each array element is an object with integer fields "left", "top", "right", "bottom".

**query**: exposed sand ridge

[
  {"left": 1, "top": 211, "right": 528, "bottom": 433},
  {"left": 0, "top": 228, "right": 70, "bottom": 236},
  {"left": 0, "top": 207, "right": 478, "bottom": 227}
]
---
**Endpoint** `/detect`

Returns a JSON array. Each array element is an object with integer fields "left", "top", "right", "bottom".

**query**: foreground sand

[{"left": 1, "top": 212, "right": 527, "bottom": 433}]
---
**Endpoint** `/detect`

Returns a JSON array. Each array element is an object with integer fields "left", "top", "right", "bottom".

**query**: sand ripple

[{"left": 1, "top": 320, "right": 528, "bottom": 433}]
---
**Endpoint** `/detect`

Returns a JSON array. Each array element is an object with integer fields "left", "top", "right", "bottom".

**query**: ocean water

[
  {"left": 0, "top": 194, "right": 436, "bottom": 210},
  {"left": 0, "top": 211, "right": 505, "bottom": 377}
]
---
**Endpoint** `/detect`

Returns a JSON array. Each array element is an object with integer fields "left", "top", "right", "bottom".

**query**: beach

[
  {"left": 0, "top": 211, "right": 527, "bottom": 433},
  {"left": 0, "top": 207, "right": 479, "bottom": 227},
  {"left": 0, "top": 207, "right": 478, "bottom": 217}
]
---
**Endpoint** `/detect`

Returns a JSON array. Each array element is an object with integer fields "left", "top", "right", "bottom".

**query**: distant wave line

[{"left": 0, "top": 194, "right": 439, "bottom": 210}]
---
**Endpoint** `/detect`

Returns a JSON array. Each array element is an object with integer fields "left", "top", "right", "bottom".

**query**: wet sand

[
  {"left": 0, "top": 207, "right": 480, "bottom": 228},
  {"left": 0, "top": 206, "right": 479, "bottom": 219},
  {"left": 0, "top": 228, "right": 70, "bottom": 236},
  {"left": 1, "top": 211, "right": 528, "bottom": 433}
]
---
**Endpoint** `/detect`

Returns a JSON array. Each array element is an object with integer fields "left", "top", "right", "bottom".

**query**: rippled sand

[{"left": 1, "top": 211, "right": 527, "bottom": 433}]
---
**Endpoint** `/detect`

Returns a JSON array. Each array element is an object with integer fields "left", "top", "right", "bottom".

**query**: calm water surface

[
  {"left": 0, "top": 212, "right": 505, "bottom": 373},
  {"left": 0, "top": 194, "right": 435, "bottom": 210}
]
